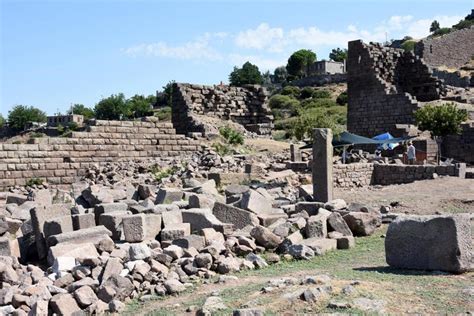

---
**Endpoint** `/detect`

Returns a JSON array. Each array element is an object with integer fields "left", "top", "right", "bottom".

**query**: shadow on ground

[{"left": 354, "top": 266, "right": 452, "bottom": 276}]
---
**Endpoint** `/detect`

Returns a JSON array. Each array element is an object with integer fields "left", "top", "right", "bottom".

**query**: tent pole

[{"left": 343, "top": 146, "right": 346, "bottom": 164}]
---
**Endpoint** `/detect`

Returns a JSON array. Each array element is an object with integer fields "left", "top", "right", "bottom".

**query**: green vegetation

[
  {"left": 154, "top": 106, "right": 172, "bottom": 121},
  {"left": 150, "top": 165, "right": 178, "bottom": 182},
  {"left": 229, "top": 61, "right": 263, "bottom": 86},
  {"left": 336, "top": 91, "right": 348, "bottom": 105},
  {"left": 401, "top": 39, "right": 417, "bottom": 52},
  {"left": 431, "top": 27, "right": 452, "bottom": 37},
  {"left": 273, "top": 66, "right": 288, "bottom": 84},
  {"left": 329, "top": 48, "right": 348, "bottom": 62},
  {"left": 429, "top": 20, "right": 440, "bottom": 33},
  {"left": 414, "top": 103, "right": 468, "bottom": 137},
  {"left": 0, "top": 114, "right": 5, "bottom": 128},
  {"left": 68, "top": 104, "right": 95, "bottom": 120},
  {"left": 219, "top": 126, "right": 244, "bottom": 145},
  {"left": 270, "top": 86, "right": 346, "bottom": 141},
  {"left": 128, "top": 94, "right": 155, "bottom": 118},
  {"left": 286, "top": 49, "right": 316, "bottom": 79},
  {"left": 94, "top": 93, "right": 156, "bottom": 120},
  {"left": 26, "top": 178, "right": 43, "bottom": 186},
  {"left": 212, "top": 142, "right": 233, "bottom": 156},
  {"left": 7, "top": 105, "right": 47, "bottom": 130}
]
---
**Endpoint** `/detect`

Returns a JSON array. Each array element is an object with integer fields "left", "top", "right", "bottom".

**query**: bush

[
  {"left": 293, "top": 107, "right": 344, "bottom": 140},
  {"left": 212, "top": 142, "right": 233, "bottom": 156},
  {"left": 219, "top": 126, "right": 244, "bottom": 145},
  {"left": 430, "top": 27, "right": 452, "bottom": 37},
  {"left": 26, "top": 178, "right": 43, "bottom": 187},
  {"left": 272, "top": 130, "right": 288, "bottom": 141},
  {"left": 336, "top": 91, "right": 348, "bottom": 105},
  {"left": 7, "top": 105, "right": 47, "bottom": 130},
  {"left": 150, "top": 165, "right": 178, "bottom": 182},
  {"left": 401, "top": 39, "right": 417, "bottom": 52},
  {"left": 312, "top": 89, "right": 332, "bottom": 99},
  {"left": 127, "top": 95, "right": 153, "bottom": 118},
  {"left": 154, "top": 106, "right": 172, "bottom": 121},
  {"left": 280, "top": 86, "right": 300, "bottom": 98},
  {"left": 414, "top": 103, "right": 468, "bottom": 137},
  {"left": 300, "top": 87, "right": 314, "bottom": 99},
  {"left": 269, "top": 94, "right": 300, "bottom": 119},
  {"left": 301, "top": 98, "right": 337, "bottom": 109},
  {"left": 0, "top": 114, "right": 5, "bottom": 128},
  {"left": 68, "top": 104, "right": 95, "bottom": 120},
  {"left": 94, "top": 93, "right": 130, "bottom": 120}
]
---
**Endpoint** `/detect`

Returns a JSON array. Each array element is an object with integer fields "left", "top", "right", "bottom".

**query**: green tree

[
  {"left": 414, "top": 103, "right": 468, "bottom": 161},
  {"left": 280, "top": 85, "right": 300, "bottom": 98},
  {"left": 329, "top": 48, "right": 348, "bottom": 62},
  {"left": 94, "top": 93, "right": 130, "bottom": 120},
  {"left": 286, "top": 49, "right": 317, "bottom": 78},
  {"left": 336, "top": 91, "right": 348, "bottom": 105},
  {"left": 401, "top": 39, "right": 417, "bottom": 52},
  {"left": 7, "top": 105, "right": 47, "bottom": 130},
  {"left": 68, "top": 104, "right": 95, "bottom": 120},
  {"left": 273, "top": 66, "right": 288, "bottom": 84},
  {"left": 127, "top": 95, "right": 153, "bottom": 118},
  {"left": 0, "top": 114, "right": 5, "bottom": 128},
  {"left": 293, "top": 107, "right": 344, "bottom": 140},
  {"left": 229, "top": 62, "right": 263, "bottom": 86},
  {"left": 429, "top": 20, "right": 440, "bottom": 33}
]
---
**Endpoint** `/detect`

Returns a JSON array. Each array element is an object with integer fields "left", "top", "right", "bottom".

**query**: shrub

[
  {"left": 26, "top": 178, "right": 43, "bottom": 187},
  {"left": 280, "top": 86, "right": 300, "bottom": 98},
  {"left": 453, "top": 19, "right": 474, "bottom": 30},
  {"left": 268, "top": 95, "right": 300, "bottom": 119},
  {"left": 57, "top": 124, "right": 65, "bottom": 135},
  {"left": 127, "top": 95, "right": 153, "bottom": 118},
  {"left": 300, "top": 87, "right": 314, "bottom": 99},
  {"left": 401, "top": 39, "right": 417, "bottom": 52},
  {"left": 430, "top": 27, "right": 452, "bottom": 37},
  {"left": 293, "top": 107, "right": 344, "bottom": 140},
  {"left": 219, "top": 126, "right": 244, "bottom": 145},
  {"left": 336, "top": 91, "right": 348, "bottom": 105},
  {"left": 414, "top": 103, "right": 468, "bottom": 137},
  {"left": 154, "top": 106, "right": 172, "bottom": 121},
  {"left": 7, "top": 105, "right": 47, "bottom": 130},
  {"left": 0, "top": 114, "right": 5, "bottom": 128},
  {"left": 301, "top": 98, "right": 337, "bottom": 109},
  {"left": 212, "top": 142, "right": 232, "bottom": 156},
  {"left": 150, "top": 165, "right": 178, "bottom": 182},
  {"left": 312, "top": 89, "right": 332, "bottom": 99},
  {"left": 272, "top": 130, "right": 289, "bottom": 141}
]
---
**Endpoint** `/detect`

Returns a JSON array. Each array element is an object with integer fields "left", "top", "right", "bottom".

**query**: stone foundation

[{"left": 0, "top": 120, "right": 201, "bottom": 189}]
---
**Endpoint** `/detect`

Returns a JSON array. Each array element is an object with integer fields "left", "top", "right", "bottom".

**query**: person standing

[{"left": 406, "top": 141, "right": 416, "bottom": 165}]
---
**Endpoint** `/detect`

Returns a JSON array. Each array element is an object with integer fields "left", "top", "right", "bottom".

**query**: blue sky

[{"left": 1, "top": 0, "right": 471, "bottom": 116}]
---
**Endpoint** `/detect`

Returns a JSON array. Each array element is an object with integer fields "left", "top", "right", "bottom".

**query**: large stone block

[
  {"left": 72, "top": 213, "right": 96, "bottom": 230},
  {"left": 240, "top": 190, "right": 272, "bottom": 214},
  {"left": 385, "top": 214, "right": 472, "bottom": 273},
  {"left": 212, "top": 202, "right": 259, "bottom": 229},
  {"left": 161, "top": 223, "right": 191, "bottom": 241},
  {"left": 99, "top": 211, "right": 131, "bottom": 241},
  {"left": 122, "top": 214, "right": 161, "bottom": 242},
  {"left": 343, "top": 212, "right": 381, "bottom": 236},
  {"left": 155, "top": 188, "right": 183, "bottom": 204},
  {"left": 47, "top": 225, "right": 112, "bottom": 247},
  {"left": 327, "top": 212, "right": 353, "bottom": 236},
  {"left": 43, "top": 215, "right": 74, "bottom": 239},
  {"left": 305, "top": 208, "right": 331, "bottom": 238},
  {"left": 94, "top": 202, "right": 128, "bottom": 224},
  {"left": 182, "top": 208, "right": 224, "bottom": 233}
]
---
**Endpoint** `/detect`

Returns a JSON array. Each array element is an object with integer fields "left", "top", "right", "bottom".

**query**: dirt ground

[{"left": 335, "top": 176, "right": 474, "bottom": 215}]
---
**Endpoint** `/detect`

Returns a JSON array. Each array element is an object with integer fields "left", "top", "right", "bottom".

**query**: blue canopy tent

[{"left": 372, "top": 132, "right": 399, "bottom": 150}]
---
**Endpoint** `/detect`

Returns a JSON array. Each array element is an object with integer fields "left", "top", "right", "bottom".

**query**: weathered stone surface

[
  {"left": 327, "top": 212, "right": 353, "bottom": 236},
  {"left": 101, "top": 257, "right": 123, "bottom": 284},
  {"left": 155, "top": 188, "right": 183, "bottom": 204},
  {"left": 288, "top": 244, "right": 315, "bottom": 260},
  {"left": 74, "top": 285, "right": 98, "bottom": 307},
  {"left": 48, "top": 242, "right": 99, "bottom": 266},
  {"left": 213, "top": 202, "right": 259, "bottom": 230},
  {"left": 250, "top": 226, "right": 282, "bottom": 249},
  {"left": 294, "top": 202, "right": 325, "bottom": 216},
  {"left": 312, "top": 128, "right": 333, "bottom": 203},
  {"left": 49, "top": 293, "right": 82, "bottom": 315},
  {"left": 305, "top": 209, "right": 331, "bottom": 238},
  {"left": 301, "top": 238, "right": 337, "bottom": 255},
  {"left": 94, "top": 202, "right": 128, "bottom": 223},
  {"left": 129, "top": 244, "right": 151, "bottom": 260},
  {"left": 385, "top": 214, "right": 472, "bottom": 273},
  {"left": 164, "top": 279, "right": 186, "bottom": 294},
  {"left": 189, "top": 194, "right": 216, "bottom": 210},
  {"left": 97, "top": 274, "right": 134, "bottom": 303},
  {"left": 99, "top": 211, "right": 130, "bottom": 241},
  {"left": 122, "top": 214, "right": 162, "bottom": 242},
  {"left": 240, "top": 190, "right": 273, "bottom": 214},
  {"left": 336, "top": 236, "right": 355, "bottom": 249},
  {"left": 161, "top": 223, "right": 191, "bottom": 241},
  {"left": 72, "top": 213, "right": 96, "bottom": 231},
  {"left": 82, "top": 185, "right": 114, "bottom": 207},
  {"left": 172, "top": 235, "right": 205, "bottom": 250},
  {"left": 47, "top": 225, "right": 112, "bottom": 247},
  {"left": 182, "top": 208, "right": 224, "bottom": 232},
  {"left": 344, "top": 212, "right": 381, "bottom": 236},
  {"left": 324, "top": 199, "right": 347, "bottom": 211},
  {"left": 43, "top": 215, "right": 74, "bottom": 239}
]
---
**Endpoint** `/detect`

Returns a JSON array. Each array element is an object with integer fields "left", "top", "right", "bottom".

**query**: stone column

[
  {"left": 312, "top": 128, "right": 333, "bottom": 202},
  {"left": 290, "top": 143, "right": 302, "bottom": 162}
]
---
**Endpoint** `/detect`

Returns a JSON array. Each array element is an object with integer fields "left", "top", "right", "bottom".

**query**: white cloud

[
  {"left": 235, "top": 23, "right": 286, "bottom": 52},
  {"left": 228, "top": 53, "right": 285, "bottom": 71},
  {"left": 122, "top": 33, "right": 223, "bottom": 61},
  {"left": 404, "top": 15, "right": 463, "bottom": 39}
]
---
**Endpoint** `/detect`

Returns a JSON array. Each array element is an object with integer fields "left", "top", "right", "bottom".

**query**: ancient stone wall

[
  {"left": 432, "top": 69, "right": 472, "bottom": 88},
  {"left": 332, "top": 162, "right": 464, "bottom": 188},
  {"left": 171, "top": 83, "right": 273, "bottom": 135},
  {"left": 415, "top": 27, "right": 474, "bottom": 69},
  {"left": 0, "top": 120, "right": 201, "bottom": 189},
  {"left": 442, "top": 122, "right": 474, "bottom": 164},
  {"left": 290, "top": 73, "right": 347, "bottom": 87},
  {"left": 347, "top": 40, "right": 443, "bottom": 137}
]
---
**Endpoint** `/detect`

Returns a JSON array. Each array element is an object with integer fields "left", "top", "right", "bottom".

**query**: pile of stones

[{"left": 0, "top": 172, "right": 383, "bottom": 314}]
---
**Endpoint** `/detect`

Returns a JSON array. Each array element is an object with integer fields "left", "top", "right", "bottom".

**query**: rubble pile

[{"left": 0, "top": 160, "right": 383, "bottom": 314}]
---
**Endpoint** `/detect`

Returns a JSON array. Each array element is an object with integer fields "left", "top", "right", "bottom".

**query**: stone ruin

[
  {"left": 347, "top": 39, "right": 474, "bottom": 164},
  {"left": 171, "top": 83, "right": 274, "bottom": 136}
]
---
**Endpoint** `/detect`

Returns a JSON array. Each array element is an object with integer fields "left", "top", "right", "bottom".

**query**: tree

[
  {"left": 127, "top": 95, "right": 154, "bottom": 118},
  {"left": 94, "top": 93, "right": 130, "bottom": 120},
  {"left": 273, "top": 66, "right": 288, "bottom": 84},
  {"left": 0, "top": 114, "right": 5, "bottom": 128},
  {"left": 414, "top": 103, "right": 468, "bottom": 161},
  {"left": 68, "top": 104, "right": 95, "bottom": 120},
  {"left": 329, "top": 48, "right": 348, "bottom": 62},
  {"left": 7, "top": 105, "right": 47, "bottom": 130},
  {"left": 429, "top": 20, "right": 440, "bottom": 33},
  {"left": 229, "top": 62, "right": 263, "bottom": 86},
  {"left": 286, "top": 49, "right": 316, "bottom": 78},
  {"left": 401, "top": 39, "right": 417, "bottom": 52}
]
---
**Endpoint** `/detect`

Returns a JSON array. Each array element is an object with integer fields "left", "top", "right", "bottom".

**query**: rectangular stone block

[
  {"left": 43, "top": 215, "right": 74, "bottom": 239},
  {"left": 212, "top": 202, "right": 259, "bottom": 230},
  {"left": 72, "top": 213, "right": 96, "bottom": 230},
  {"left": 161, "top": 223, "right": 191, "bottom": 241},
  {"left": 99, "top": 211, "right": 131, "bottom": 241}
]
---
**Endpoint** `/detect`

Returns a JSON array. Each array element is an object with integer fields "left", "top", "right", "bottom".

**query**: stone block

[
  {"left": 48, "top": 242, "right": 99, "bottom": 266},
  {"left": 72, "top": 213, "right": 96, "bottom": 230},
  {"left": 240, "top": 190, "right": 272, "bottom": 214},
  {"left": 294, "top": 202, "right": 325, "bottom": 216},
  {"left": 336, "top": 236, "right": 355, "bottom": 249},
  {"left": 99, "top": 211, "right": 131, "bottom": 241},
  {"left": 212, "top": 202, "right": 259, "bottom": 229},
  {"left": 172, "top": 235, "right": 205, "bottom": 250},
  {"left": 327, "top": 212, "right": 353, "bottom": 236},
  {"left": 122, "top": 214, "right": 162, "bottom": 242},
  {"left": 161, "top": 209, "right": 183, "bottom": 226},
  {"left": 94, "top": 202, "right": 128, "bottom": 224},
  {"left": 182, "top": 208, "right": 224, "bottom": 233},
  {"left": 385, "top": 214, "right": 472, "bottom": 273},
  {"left": 161, "top": 223, "right": 191, "bottom": 242},
  {"left": 301, "top": 238, "right": 337, "bottom": 255},
  {"left": 343, "top": 212, "right": 381, "bottom": 236},
  {"left": 43, "top": 215, "right": 74, "bottom": 239},
  {"left": 257, "top": 213, "right": 288, "bottom": 227},
  {"left": 47, "top": 225, "right": 112, "bottom": 247},
  {"left": 155, "top": 188, "right": 183, "bottom": 204},
  {"left": 305, "top": 208, "right": 331, "bottom": 238}
]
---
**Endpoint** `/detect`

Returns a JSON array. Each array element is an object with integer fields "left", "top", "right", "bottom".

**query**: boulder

[
  {"left": 324, "top": 199, "right": 347, "bottom": 211},
  {"left": 49, "top": 293, "right": 82, "bottom": 315},
  {"left": 240, "top": 190, "right": 272, "bottom": 214},
  {"left": 327, "top": 212, "right": 352, "bottom": 236},
  {"left": 164, "top": 279, "right": 186, "bottom": 294},
  {"left": 97, "top": 274, "right": 134, "bottom": 303},
  {"left": 305, "top": 209, "right": 331, "bottom": 238},
  {"left": 343, "top": 212, "right": 381, "bottom": 236},
  {"left": 161, "top": 223, "right": 191, "bottom": 242},
  {"left": 155, "top": 188, "right": 183, "bottom": 205},
  {"left": 250, "top": 226, "right": 282, "bottom": 249},
  {"left": 212, "top": 202, "right": 259, "bottom": 229},
  {"left": 182, "top": 209, "right": 224, "bottom": 233},
  {"left": 385, "top": 214, "right": 472, "bottom": 273}
]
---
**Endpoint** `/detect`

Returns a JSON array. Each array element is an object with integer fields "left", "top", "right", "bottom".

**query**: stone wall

[
  {"left": 333, "top": 163, "right": 374, "bottom": 188},
  {"left": 0, "top": 120, "right": 201, "bottom": 190},
  {"left": 415, "top": 26, "right": 474, "bottom": 69},
  {"left": 432, "top": 69, "right": 472, "bottom": 88},
  {"left": 443, "top": 122, "right": 474, "bottom": 164},
  {"left": 290, "top": 73, "right": 347, "bottom": 87},
  {"left": 332, "top": 162, "right": 465, "bottom": 188},
  {"left": 171, "top": 83, "right": 273, "bottom": 135},
  {"left": 372, "top": 164, "right": 462, "bottom": 185},
  {"left": 347, "top": 40, "right": 443, "bottom": 137}
]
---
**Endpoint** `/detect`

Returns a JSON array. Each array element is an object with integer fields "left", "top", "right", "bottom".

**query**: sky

[{"left": 0, "top": 0, "right": 472, "bottom": 116}]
